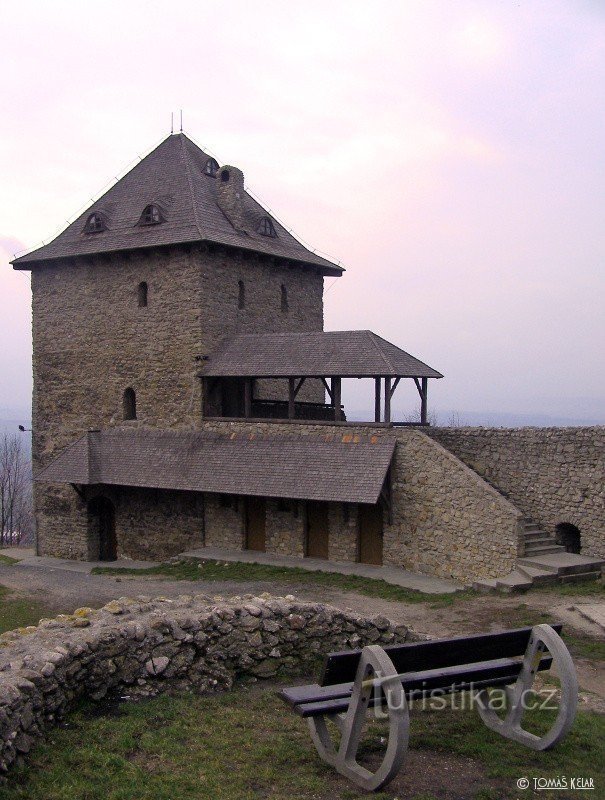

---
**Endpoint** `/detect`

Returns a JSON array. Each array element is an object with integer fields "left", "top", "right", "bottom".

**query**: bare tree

[{"left": 0, "top": 434, "right": 33, "bottom": 546}]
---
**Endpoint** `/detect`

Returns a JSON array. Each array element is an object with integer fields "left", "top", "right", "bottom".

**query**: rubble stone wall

[
  {"left": 0, "top": 595, "right": 411, "bottom": 776},
  {"left": 428, "top": 427, "right": 605, "bottom": 560}
]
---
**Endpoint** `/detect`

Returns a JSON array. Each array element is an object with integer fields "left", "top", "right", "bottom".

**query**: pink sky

[{"left": 1, "top": 0, "right": 604, "bottom": 422}]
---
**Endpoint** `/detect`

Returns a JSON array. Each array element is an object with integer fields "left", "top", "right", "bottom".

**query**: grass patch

[
  {"left": 0, "top": 554, "right": 20, "bottom": 565},
  {"left": 92, "top": 558, "right": 472, "bottom": 605},
  {"left": 0, "top": 585, "right": 49, "bottom": 634},
  {"left": 0, "top": 685, "right": 602, "bottom": 800},
  {"left": 532, "top": 579, "right": 605, "bottom": 598}
]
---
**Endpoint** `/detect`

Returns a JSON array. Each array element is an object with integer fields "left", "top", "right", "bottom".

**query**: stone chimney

[{"left": 216, "top": 165, "right": 245, "bottom": 231}]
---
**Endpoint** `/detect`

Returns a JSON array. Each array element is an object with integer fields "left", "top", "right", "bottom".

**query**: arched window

[
  {"left": 257, "top": 216, "right": 277, "bottom": 238},
  {"left": 83, "top": 212, "right": 106, "bottom": 234},
  {"left": 281, "top": 284, "right": 289, "bottom": 312},
  {"left": 204, "top": 158, "right": 219, "bottom": 177},
  {"left": 139, "top": 204, "right": 163, "bottom": 226},
  {"left": 137, "top": 281, "right": 148, "bottom": 308},
  {"left": 123, "top": 388, "right": 137, "bottom": 420},
  {"left": 220, "top": 168, "right": 231, "bottom": 183},
  {"left": 238, "top": 280, "right": 245, "bottom": 309}
]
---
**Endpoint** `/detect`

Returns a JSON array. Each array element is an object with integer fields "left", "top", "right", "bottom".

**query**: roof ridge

[
  {"left": 179, "top": 134, "right": 205, "bottom": 239},
  {"left": 366, "top": 330, "right": 395, "bottom": 374}
]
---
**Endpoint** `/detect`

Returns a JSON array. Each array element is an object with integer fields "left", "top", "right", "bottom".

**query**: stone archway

[
  {"left": 555, "top": 522, "right": 581, "bottom": 554},
  {"left": 88, "top": 497, "right": 117, "bottom": 561}
]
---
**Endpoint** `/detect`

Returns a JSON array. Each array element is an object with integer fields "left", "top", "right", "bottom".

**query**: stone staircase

[{"left": 473, "top": 519, "right": 604, "bottom": 593}]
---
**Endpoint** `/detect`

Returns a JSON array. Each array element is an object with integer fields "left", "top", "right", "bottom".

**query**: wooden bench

[{"left": 278, "top": 624, "right": 578, "bottom": 792}]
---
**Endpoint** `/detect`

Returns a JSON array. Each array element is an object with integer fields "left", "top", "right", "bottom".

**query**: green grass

[
  {"left": 92, "top": 557, "right": 473, "bottom": 605},
  {"left": 0, "top": 554, "right": 20, "bottom": 565},
  {"left": 0, "top": 685, "right": 602, "bottom": 800},
  {"left": 0, "top": 585, "right": 49, "bottom": 634},
  {"left": 532, "top": 579, "right": 605, "bottom": 598}
]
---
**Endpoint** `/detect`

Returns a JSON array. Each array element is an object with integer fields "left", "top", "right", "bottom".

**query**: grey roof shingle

[
  {"left": 200, "top": 330, "right": 443, "bottom": 378},
  {"left": 35, "top": 429, "right": 396, "bottom": 504},
  {"left": 12, "top": 133, "right": 342, "bottom": 276}
]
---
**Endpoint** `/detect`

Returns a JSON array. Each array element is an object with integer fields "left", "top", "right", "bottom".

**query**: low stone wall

[
  {"left": 0, "top": 594, "right": 411, "bottom": 776},
  {"left": 428, "top": 427, "right": 605, "bottom": 560}
]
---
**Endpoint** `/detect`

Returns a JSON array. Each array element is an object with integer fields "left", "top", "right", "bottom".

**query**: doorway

[
  {"left": 88, "top": 497, "right": 117, "bottom": 561},
  {"left": 245, "top": 497, "right": 266, "bottom": 552},
  {"left": 306, "top": 501, "right": 329, "bottom": 559},
  {"left": 359, "top": 504, "right": 383, "bottom": 565}
]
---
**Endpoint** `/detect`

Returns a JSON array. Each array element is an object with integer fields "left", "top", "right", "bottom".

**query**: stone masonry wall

[
  {"left": 427, "top": 427, "right": 605, "bottom": 560},
  {"left": 31, "top": 244, "right": 324, "bottom": 558},
  {"left": 197, "top": 420, "right": 524, "bottom": 582},
  {"left": 0, "top": 594, "right": 412, "bottom": 776}
]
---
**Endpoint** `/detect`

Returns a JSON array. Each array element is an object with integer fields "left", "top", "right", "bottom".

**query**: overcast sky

[{"left": 1, "top": 0, "right": 603, "bottom": 423}]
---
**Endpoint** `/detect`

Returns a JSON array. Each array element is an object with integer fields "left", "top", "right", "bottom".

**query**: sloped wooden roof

[
  {"left": 200, "top": 330, "right": 443, "bottom": 378},
  {"left": 35, "top": 429, "right": 396, "bottom": 504},
  {"left": 12, "top": 133, "right": 342, "bottom": 276}
]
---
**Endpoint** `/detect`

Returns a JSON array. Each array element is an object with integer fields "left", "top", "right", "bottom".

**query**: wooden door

[
  {"left": 306, "top": 501, "right": 329, "bottom": 559},
  {"left": 245, "top": 497, "right": 266, "bottom": 552},
  {"left": 359, "top": 504, "right": 383, "bottom": 565},
  {"left": 90, "top": 498, "right": 117, "bottom": 562}
]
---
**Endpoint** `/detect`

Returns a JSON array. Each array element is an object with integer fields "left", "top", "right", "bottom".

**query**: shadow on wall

[{"left": 555, "top": 523, "right": 581, "bottom": 554}]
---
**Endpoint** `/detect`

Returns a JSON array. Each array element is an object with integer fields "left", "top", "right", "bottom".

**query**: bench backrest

[{"left": 320, "top": 624, "right": 563, "bottom": 686}]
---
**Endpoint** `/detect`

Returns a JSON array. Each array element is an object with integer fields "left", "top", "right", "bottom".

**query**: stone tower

[{"left": 12, "top": 133, "right": 342, "bottom": 557}]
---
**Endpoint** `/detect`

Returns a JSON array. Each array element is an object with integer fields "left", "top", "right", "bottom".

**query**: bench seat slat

[
  {"left": 320, "top": 625, "right": 562, "bottom": 687},
  {"left": 279, "top": 654, "right": 553, "bottom": 716}
]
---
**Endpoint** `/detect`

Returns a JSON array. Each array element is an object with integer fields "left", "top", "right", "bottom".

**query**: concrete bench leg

[
  {"left": 308, "top": 644, "right": 409, "bottom": 792},
  {"left": 476, "top": 623, "right": 578, "bottom": 750}
]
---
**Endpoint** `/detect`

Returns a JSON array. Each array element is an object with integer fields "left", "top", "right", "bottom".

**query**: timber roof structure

[
  {"left": 12, "top": 133, "right": 342, "bottom": 276},
  {"left": 35, "top": 429, "right": 396, "bottom": 505},
  {"left": 201, "top": 330, "right": 443, "bottom": 378}
]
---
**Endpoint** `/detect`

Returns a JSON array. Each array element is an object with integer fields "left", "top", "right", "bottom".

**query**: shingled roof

[
  {"left": 200, "top": 330, "right": 443, "bottom": 378},
  {"left": 12, "top": 133, "right": 342, "bottom": 276},
  {"left": 35, "top": 429, "right": 396, "bottom": 505}
]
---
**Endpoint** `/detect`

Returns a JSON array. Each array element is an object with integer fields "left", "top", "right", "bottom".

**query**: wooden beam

[
  {"left": 390, "top": 376, "right": 401, "bottom": 398},
  {"left": 332, "top": 376, "right": 342, "bottom": 421},
  {"left": 293, "top": 377, "right": 306, "bottom": 399},
  {"left": 413, "top": 377, "right": 422, "bottom": 397},
  {"left": 384, "top": 377, "right": 391, "bottom": 423},
  {"left": 374, "top": 378, "right": 381, "bottom": 422},
  {"left": 288, "top": 377, "right": 295, "bottom": 419},
  {"left": 321, "top": 377, "right": 333, "bottom": 402},
  {"left": 244, "top": 378, "right": 252, "bottom": 418},
  {"left": 421, "top": 377, "right": 428, "bottom": 425}
]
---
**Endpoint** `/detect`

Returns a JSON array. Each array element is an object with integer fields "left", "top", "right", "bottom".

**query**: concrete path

[
  {"left": 181, "top": 546, "right": 461, "bottom": 594},
  {"left": 572, "top": 603, "right": 605, "bottom": 633},
  {"left": 1, "top": 548, "right": 158, "bottom": 574}
]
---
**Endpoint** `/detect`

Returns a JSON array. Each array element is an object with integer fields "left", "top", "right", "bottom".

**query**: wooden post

[
  {"left": 288, "top": 377, "right": 295, "bottom": 419},
  {"left": 384, "top": 377, "right": 391, "bottom": 424},
  {"left": 421, "top": 377, "right": 428, "bottom": 425},
  {"left": 332, "top": 377, "right": 342, "bottom": 421},
  {"left": 244, "top": 378, "right": 252, "bottom": 418},
  {"left": 374, "top": 378, "right": 381, "bottom": 422}
]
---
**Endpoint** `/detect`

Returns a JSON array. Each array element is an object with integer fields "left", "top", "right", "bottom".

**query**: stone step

[
  {"left": 558, "top": 571, "right": 603, "bottom": 585},
  {"left": 471, "top": 577, "right": 498, "bottom": 593},
  {"left": 518, "top": 553, "right": 605, "bottom": 576},
  {"left": 495, "top": 570, "right": 533, "bottom": 593},
  {"left": 523, "top": 544, "right": 566, "bottom": 556},
  {"left": 521, "top": 530, "right": 552, "bottom": 541},
  {"left": 522, "top": 537, "right": 560, "bottom": 548},
  {"left": 516, "top": 563, "right": 557, "bottom": 585}
]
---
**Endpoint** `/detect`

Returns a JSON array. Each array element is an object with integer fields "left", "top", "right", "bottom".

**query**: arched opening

[
  {"left": 555, "top": 522, "right": 581, "bottom": 554},
  {"left": 88, "top": 497, "right": 117, "bottom": 561},
  {"left": 281, "top": 284, "right": 289, "bottom": 312},
  {"left": 123, "top": 388, "right": 137, "bottom": 420},
  {"left": 238, "top": 280, "right": 245, "bottom": 310},
  {"left": 137, "top": 281, "right": 148, "bottom": 308}
]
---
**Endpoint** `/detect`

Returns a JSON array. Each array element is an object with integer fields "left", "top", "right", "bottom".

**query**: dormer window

[
  {"left": 257, "top": 217, "right": 277, "bottom": 238},
  {"left": 139, "top": 204, "right": 163, "bottom": 226},
  {"left": 83, "top": 212, "right": 106, "bottom": 234},
  {"left": 204, "top": 158, "right": 219, "bottom": 177}
]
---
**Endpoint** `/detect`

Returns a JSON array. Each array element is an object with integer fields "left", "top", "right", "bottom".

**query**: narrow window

[
  {"left": 257, "top": 216, "right": 277, "bottom": 238},
  {"left": 238, "top": 280, "right": 245, "bottom": 309},
  {"left": 123, "top": 388, "right": 137, "bottom": 420},
  {"left": 137, "top": 281, "right": 148, "bottom": 308},
  {"left": 281, "top": 284, "right": 289, "bottom": 312}
]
